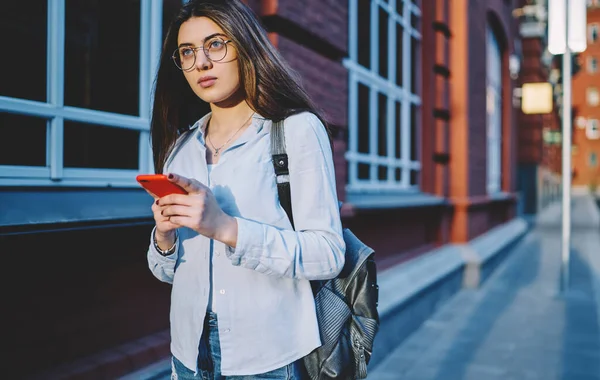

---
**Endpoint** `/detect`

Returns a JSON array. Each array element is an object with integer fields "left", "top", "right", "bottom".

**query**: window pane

[
  {"left": 411, "top": 104, "right": 419, "bottom": 161},
  {"left": 163, "top": 0, "right": 182, "bottom": 40},
  {"left": 0, "top": 113, "right": 46, "bottom": 166},
  {"left": 410, "top": 170, "right": 419, "bottom": 186},
  {"left": 395, "top": 167, "right": 401, "bottom": 182},
  {"left": 411, "top": 36, "right": 419, "bottom": 94},
  {"left": 378, "top": 8, "right": 389, "bottom": 79},
  {"left": 358, "top": 163, "right": 369, "bottom": 180},
  {"left": 378, "top": 93, "right": 387, "bottom": 156},
  {"left": 64, "top": 122, "right": 139, "bottom": 169},
  {"left": 358, "top": 84, "right": 370, "bottom": 154},
  {"left": 65, "top": 0, "right": 140, "bottom": 116},
  {"left": 378, "top": 166, "right": 387, "bottom": 181},
  {"left": 411, "top": 8, "right": 419, "bottom": 30},
  {"left": 396, "top": 23, "right": 404, "bottom": 87},
  {"left": 357, "top": 0, "right": 371, "bottom": 69},
  {"left": 0, "top": 1, "right": 47, "bottom": 101},
  {"left": 395, "top": 101, "right": 402, "bottom": 159}
]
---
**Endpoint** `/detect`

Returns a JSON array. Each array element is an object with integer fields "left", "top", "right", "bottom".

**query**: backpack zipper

[{"left": 354, "top": 338, "right": 368, "bottom": 378}]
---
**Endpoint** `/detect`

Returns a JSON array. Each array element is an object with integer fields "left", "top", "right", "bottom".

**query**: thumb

[{"left": 167, "top": 172, "right": 207, "bottom": 194}]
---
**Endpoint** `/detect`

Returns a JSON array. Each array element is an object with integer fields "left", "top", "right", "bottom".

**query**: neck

[{"left": 209, "top": 97, "right": 254, "bottom": 134}]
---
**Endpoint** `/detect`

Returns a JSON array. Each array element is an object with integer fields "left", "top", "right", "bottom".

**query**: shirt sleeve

[
  {"left": 147, "top": 226, "right": 180, "bottom": 284},
  {"left": 225, "top": 112, "right": 346, "bottom": 281}
]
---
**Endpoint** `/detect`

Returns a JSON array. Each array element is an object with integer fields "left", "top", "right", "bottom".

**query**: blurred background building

[
  {"left": 572, "top": 0, "right": 600, "bottom": 192},
  {"left": 0, "top": 0, "right": 575, "bottom": 378}
]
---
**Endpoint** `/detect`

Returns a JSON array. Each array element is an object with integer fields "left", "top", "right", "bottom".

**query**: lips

[{"left": 198, "top": 76, "right": 217, "bottom": 88}]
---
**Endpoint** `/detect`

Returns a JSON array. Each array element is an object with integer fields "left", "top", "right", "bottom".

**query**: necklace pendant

[{"left": 214, "top": 148, "right": 220, "bottom": 157}]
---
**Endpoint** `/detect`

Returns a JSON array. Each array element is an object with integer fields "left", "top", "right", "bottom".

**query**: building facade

[
  {"left": 572, "top": 2, "right": 600, "bottom": 191},
  {"left": 0, "top": 0, "right": 521, "bottom": 378},
  {"left": 514, "top": 0, "right": 563, "bottom": 214}
]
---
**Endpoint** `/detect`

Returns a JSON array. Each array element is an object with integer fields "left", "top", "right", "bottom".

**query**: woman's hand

[
  {"left": 142, "top": 188, "right": 181, "bottom": 250},
  {"left": 157, "top": 173, "right": 239, "bottom": 247}
]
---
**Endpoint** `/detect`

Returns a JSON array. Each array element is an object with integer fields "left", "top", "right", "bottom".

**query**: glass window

[
  {"left": 590, "top": 152, "right": 598, "bottom": 167},
  {"left": 589, "top": 24, "right": 599, "bottom": 43},
  {"left": 64, "top": 0, "right": 141, "bottom": 116},
  {"left": 588, "top": 56, "right": 598, "bottom": 74},
  {"left": 0, "top": 113, "right": 46, "bottom": 166},
  {"left": 163, "top": 0, "right": 182, "bottom": 40},
  {"left": 64, "top": 121, "right": 139, "bottom": 169},
  {"left": 357, "top": 0, "right": 371, "bottom": 70},
  {"left": 345, "top": 0, "right": 421, "bottom": 192},
  {"left": 0, "top": 1, "right": 47, "bottom": 101},
  {"left": 587, "top": 87, "right": 599, "bottom": 106},
  {"left": 487, "top": 26, "right": 502, "bottom": 194},
  {"left": 587, "top": 119, "right": 600, "bottom": 139},
  {"left": 0, "top": 1, "right": 175, "bottom": 187}
]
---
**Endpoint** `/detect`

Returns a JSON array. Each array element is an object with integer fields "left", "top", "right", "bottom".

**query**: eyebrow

[{"left": 178, "top": 33, "right": 228, "bottom": 48}]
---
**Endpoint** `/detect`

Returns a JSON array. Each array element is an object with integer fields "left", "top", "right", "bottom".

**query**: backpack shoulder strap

[{"left": 271, "top": 120, "right": 295, "bottom": 229}]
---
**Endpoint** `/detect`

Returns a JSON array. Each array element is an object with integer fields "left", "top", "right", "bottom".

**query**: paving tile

[{"left": 369, "top": 196, "right": 600, "bottom": 380}]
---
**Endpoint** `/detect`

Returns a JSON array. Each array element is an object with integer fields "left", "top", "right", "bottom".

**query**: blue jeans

[{"left": 171, "top": 312, "right": 305, "bottom": 380}]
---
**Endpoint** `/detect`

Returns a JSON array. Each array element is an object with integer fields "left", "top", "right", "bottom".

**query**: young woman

[{"left": 146, "top": 0, "right": 345, "bottom": 379}]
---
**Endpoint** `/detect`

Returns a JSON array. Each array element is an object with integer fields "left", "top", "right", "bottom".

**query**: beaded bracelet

[{"left": 153, "top": 230, "right": 178, "bottom": 256}]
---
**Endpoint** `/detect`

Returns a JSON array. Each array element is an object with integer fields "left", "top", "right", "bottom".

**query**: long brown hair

[{"left": 151, "top": 0, "right": 328, "bottom": 173}]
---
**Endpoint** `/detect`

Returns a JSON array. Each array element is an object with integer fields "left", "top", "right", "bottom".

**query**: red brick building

[
  {"left": 261, "top": 0, "right": 520, "bottom": 264},
  {"left": 514, "top": 0, "right": 563, "bottom": 213},
  {"left": 0, "top": 0, "right": 524, "bottom": 378},
  {"left": 572, "top": 3, "right": 600, "bottom": 191}
]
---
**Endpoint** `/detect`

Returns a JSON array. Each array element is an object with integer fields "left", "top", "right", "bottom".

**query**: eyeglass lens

[{"left": 173, "top": 37, "right": 228, "bottom": 70}]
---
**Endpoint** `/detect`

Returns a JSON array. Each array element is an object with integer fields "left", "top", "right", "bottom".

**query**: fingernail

[{"left": 167, "top": 173, "right": 174, "bottom": 179}]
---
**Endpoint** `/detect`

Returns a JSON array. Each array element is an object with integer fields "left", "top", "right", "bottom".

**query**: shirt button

[
  {"left": 224, "top": 328, "right": 231, "bottom": 333},
  {"left": 216, "top": 252, "right": 221, "bottom": 257},
  {"left": 219, "top": 289, "right": 226, "bottom": 295}
]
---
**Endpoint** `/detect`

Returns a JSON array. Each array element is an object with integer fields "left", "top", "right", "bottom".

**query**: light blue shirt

[{"left": 147, "top": 112, "right": 346, "bottom": 376}]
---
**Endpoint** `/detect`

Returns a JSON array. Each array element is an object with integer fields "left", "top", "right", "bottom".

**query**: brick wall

[
  {"left": 276, "top": 0, "right": 347, "bottom": 54},
  {"left": 572, "top": 7, "right": 600, "bottom": 187},
  {"left": 277, "top": 35, "right": 348, "bottom": 127},
  {"left": 261, "top": 0, "right": 349, "bottom": 201},
  {"left": 448, "top": 0, "right": 518, "bottom": 241}
]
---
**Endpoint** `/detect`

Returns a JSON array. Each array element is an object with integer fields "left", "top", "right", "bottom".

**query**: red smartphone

[{"left": 136, "top": 174, "right": 188, "bottom": 198}]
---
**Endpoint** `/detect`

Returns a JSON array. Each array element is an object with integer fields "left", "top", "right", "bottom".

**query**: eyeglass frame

[{"left": 171, "top": 38, "right": 233, "bottom": 71}]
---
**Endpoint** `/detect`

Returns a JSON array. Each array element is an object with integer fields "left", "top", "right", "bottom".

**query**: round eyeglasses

[{"left": 172, "top": 37, "right": 232, "bottom": 71}]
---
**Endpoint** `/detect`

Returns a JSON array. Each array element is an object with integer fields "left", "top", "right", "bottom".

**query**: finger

[
  {"left": 152, "top": 199, "right": 163, "bottom": 211},
  {"left": 167, "top": 173, "right": 207, "bottom": 194},
  {"left": 168, "top": 215, "right": 193, "bottom": 228},
  {"left": 161, "top": 205, "right": 194, "bottom": 218},
  {"left": 158, "top": 193, "right": 199, "bottom": 207}
]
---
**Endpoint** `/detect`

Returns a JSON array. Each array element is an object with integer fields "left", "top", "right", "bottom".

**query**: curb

[{"left": 368, "top": 217, "right": 530, "bottom": 370}]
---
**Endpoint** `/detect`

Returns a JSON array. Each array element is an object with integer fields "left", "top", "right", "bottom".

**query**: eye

[
  {"left": 180, "top": 47, "right": 194, "bottom": 57},
  {"left": 207, "top": 39, "right": 225, "bottom": 49}
]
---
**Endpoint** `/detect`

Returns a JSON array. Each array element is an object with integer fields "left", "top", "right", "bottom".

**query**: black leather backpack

[{"left": 270, "top": 120, "right": 380, "bottom": 380}]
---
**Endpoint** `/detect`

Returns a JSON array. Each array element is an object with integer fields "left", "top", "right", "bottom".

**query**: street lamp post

[
  {"left": 561, "top": 6, "right": 572, "bottom": 292},
  {"left": 548, "top": 0, "right": 587, "bottom": 292}
]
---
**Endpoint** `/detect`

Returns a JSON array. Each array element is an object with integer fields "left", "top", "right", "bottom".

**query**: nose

[{"left": 195, "top": 49, "right": 212, "bottom": 71}]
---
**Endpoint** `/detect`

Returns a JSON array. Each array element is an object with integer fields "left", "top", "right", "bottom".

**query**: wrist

[
  {"left": 154, "top": 229, "right": 178, "bottom": 255},
  {"left": 214, "top": 215, "right": 238, "bottom": 248},
  {"left": 155, "top": 229, "right": 175, "bottom": 245}
]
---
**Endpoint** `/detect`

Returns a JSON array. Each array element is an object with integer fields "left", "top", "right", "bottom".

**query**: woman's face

[{"left": 177, "top": 17, "right": 242, "bottom": 105}]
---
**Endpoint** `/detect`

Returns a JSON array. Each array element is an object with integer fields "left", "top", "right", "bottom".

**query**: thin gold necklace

[{"left": 207, "top": 112, "right": 255, "bottom": 157}]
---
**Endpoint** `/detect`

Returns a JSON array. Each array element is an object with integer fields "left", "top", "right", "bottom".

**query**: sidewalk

[{"left": 368, "top": 195, "right": 600, "bottom": 380}]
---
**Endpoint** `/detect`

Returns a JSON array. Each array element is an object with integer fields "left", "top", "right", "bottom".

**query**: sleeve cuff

[
  {"left": 149, "top": 226, "right": 180, "bottom": 260},
  {"left": 225, "top": 217, "right": 262, "bottom": 265}
]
